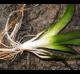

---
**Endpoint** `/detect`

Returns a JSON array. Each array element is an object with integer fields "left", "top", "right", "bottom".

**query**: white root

[
  {"left": 29, "top": 49, "right": 52, "bottom": 59},
  {"left": 3, "top": 4, "right": 25, "bottom": 47},
  {"left": 26, "top": 31, "right": 45, "bottom": 42},
  {"left": 0, "top": 4, "right": 26, "bottom": 60},
  {"left": 0, "top": 4, "right": 51, "bottom": 60},
  {"left": 10, "top": 5, "right": 25, "bottom": 40},
  {"left": 19, "top": 34, "right": 35, "bottom": 43}
]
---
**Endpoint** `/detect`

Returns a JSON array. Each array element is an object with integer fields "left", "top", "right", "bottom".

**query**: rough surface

[{"left": 0, "top": 4, "right": 80, "bottom": 70}]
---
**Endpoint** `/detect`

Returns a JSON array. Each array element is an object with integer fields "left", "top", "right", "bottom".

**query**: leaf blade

[
  {"left": 60, "top": 39, "right": 80, "bottom": 45},
  {"left": 51, "top": 30, "right": 80, "bottom": 43},
  {"left": 45, "top": 44, "right": 77, "bottom": 54},
  {"left": 41, "top": 4, "right": 74, "bottom": 38}
]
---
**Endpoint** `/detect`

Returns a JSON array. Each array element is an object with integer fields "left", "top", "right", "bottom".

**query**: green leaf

[
  {"left": 51, "top": 30, "right": 80, "bottom": 43},
  {"left": 41, "top": 4, "right": 74, "bottom": 38},
  {"left": 60, "top": 39, "right": 80, "bottom": 45},
  {"left": 50, "top": 54, "right": 80, "bottom": 61},
  {"left": 45, "top": 44, "right": 77, "bottom": 54}
]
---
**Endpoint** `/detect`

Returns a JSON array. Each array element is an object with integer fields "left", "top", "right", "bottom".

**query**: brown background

[{"left": 0, "top": 4, "right": 80, "bottom": 70}]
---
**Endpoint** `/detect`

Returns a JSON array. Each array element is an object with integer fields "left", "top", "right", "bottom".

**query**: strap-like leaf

[
  {"left": 45, "top": 44, "right": 77, "bottom": 54},
  {"left": 60, "top": 39, "right": 80, "bottom": 45},
  {"left": 41, "top": 4, "right": 74, "bottom": 38},
  {"left": 49, "top": 53, "right": 80, "bottom": 61},
  {"left": 51, "top": 30, "right": 80, "bottom": 43}
]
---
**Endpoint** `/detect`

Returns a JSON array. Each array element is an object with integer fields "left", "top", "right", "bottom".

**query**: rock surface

[{"left": 0, "top": 4, "right": 80, "bottom": 70}]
